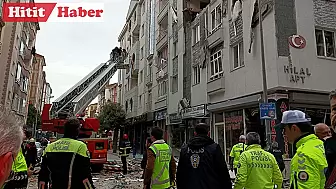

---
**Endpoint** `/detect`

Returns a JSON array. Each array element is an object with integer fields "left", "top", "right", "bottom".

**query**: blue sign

[{"left": 259, "top": 103, "right": 277, "bottom": 120}]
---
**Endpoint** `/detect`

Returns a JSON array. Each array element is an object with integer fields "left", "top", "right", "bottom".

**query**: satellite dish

[{"left": 158, "top": 69, "right": 165, "bottom": 78}]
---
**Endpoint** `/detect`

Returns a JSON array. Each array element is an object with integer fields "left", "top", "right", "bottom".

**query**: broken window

[{"left": 315, "top": 29, "right": 335, "bottom": 58}]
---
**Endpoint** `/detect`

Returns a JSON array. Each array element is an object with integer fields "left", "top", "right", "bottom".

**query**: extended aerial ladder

[{"left": 41, "top": 52, "right": 127, "bottom": 133}]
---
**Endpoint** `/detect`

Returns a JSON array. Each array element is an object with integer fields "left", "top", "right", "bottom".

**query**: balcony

[
  {"left": 207, "top": 76, "right": 225, "bottom": 94},
  {"left": 156, "top": 30, "right": 168, "bottom": 51},
  {"left": 146, "top": 101, "right": 152, "bottom": 112},
  {"left": 129, "top": 41, "right": 140, "bottom": 76},
  {"left": 155, "top": 61, "right": 168, "bottom": 79},
  {"left": 155, "top": 95, "right": 167, "bottom": 110},
  {"left": 146, "top": 74, "right": 153, "bottom": 85},
  {"left": 125, "top": 86, "right": 138, "bottom": 118},
  {"left": 207, "top": 24, "right": 224, "bottom": 49},
  {"left": 131, "top": 9, "right": 141, "bottom": 35},
  {"left": 157, "top": 0, "right": 168, "bottom": 23}
]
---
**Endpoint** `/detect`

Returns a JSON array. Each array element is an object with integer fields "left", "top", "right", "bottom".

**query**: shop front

[
  {"left": 168, "top": 113, "right": 183, "bottom": 149},
  {"left": 181, "top": 104, "right": 209, "bottom": 141},
  {"left": 154, "top": 109, "right": 168, "bottom": 141},
  {"left": 209, "top": 92, "right": 331, "bottom": 161}
]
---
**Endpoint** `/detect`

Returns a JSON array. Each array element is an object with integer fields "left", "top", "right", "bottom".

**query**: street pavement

[{"left": 28, "top": 153, "right": 144, "bottom": 189}]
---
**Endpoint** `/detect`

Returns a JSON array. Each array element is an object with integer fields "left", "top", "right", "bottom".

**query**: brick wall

[
  {"left": 313, "top": 0, "right": 336, "bottom": 28},
  {"left": 229, "top": 13, "right": 244, "bottom": 46}
]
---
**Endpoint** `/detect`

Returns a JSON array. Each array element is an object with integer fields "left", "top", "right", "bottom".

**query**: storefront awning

[{"left": 208, "top": 94, "right": 262, "bottom": 112}]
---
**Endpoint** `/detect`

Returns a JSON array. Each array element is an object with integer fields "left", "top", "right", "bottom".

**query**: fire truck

[{"left": 41, "top": 51, "right": 127, "bottom": 171}]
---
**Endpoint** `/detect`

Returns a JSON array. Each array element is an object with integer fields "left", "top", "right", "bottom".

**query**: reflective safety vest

[
  {"left": 230, "top": 143, "right": 247, "bottom": 168},
  {"left": 234, "top": 144, "right": 283, "bottom": 189},
  {"left": 12, "top": 148, "right": 28, "bottom": 173},
  {"left": 149, "top": 142, "right": 172, "bottom": 189},
  {"left": 290, "top": 134, "right": 328, "bottom": 189}
]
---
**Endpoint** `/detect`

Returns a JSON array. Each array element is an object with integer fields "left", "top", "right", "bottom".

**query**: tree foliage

[
  {"left": 98, "top": 102, "right": 126, "bottom": 130},
  {"left": 26, "top": 104, "right": 41, "bottom": 128},
  {"left": 98, "top": 102, "right": 126, "bottom": 153}
]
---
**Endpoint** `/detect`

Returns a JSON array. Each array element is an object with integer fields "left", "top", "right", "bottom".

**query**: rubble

[{"left": 27, "top": 158, "right": 145, "bottom": 189}]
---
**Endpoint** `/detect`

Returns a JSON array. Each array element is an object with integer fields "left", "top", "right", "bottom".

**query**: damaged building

[{"left": 117, "top": 0, "right": 336, "bottom": 159}]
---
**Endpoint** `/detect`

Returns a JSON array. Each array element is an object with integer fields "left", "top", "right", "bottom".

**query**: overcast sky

[{"left": 35, "top": 0, "right": 129, "bottom": 101}]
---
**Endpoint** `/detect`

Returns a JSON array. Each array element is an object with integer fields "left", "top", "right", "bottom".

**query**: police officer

[
  {"left": 144, "top": 127, "right": 176, "bottom": 189},
  {"left": 119, "top": 134, "right": 131, "bottom": 175},
  {"left": 4, "top": 144, "right": 29, "bottom": 189},
  {"left": 230, "top": 135, "right": 247, "bottom": 174},
  {"left": 276, "top": 110, "right": 328, "bottom": 189},
  {"left": 38, "top": 118, "right": 95, "bottom": 189},
  {"left": 234, "top": 132, "right": 283, "bottom": 189}
]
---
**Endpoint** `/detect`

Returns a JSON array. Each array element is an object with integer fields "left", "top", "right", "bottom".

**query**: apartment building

[
  {"left": 29, "top": 53, "right": 46, "bottom": 111},
  {"left": 97, "top": 83, "right": 118, "bottom": 113},
  {"left": 0, "top": 9, "right": 39, "bottom": 121},
  {"left": 118, "top": 0, "right": 336, "bottom": 158},
  {"left": 41, "top": 82, "right": 53, "bottom": 111},
  {"left": 87, "top": 103, "right": 98, "bottom": 118},
  {"left": 190, "top": 0, "right": 336, "bottom": 160}
]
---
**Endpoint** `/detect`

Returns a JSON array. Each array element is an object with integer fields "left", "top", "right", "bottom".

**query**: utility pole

[{"left": 258, "top": 0, "right": 271, "bottom": 148}]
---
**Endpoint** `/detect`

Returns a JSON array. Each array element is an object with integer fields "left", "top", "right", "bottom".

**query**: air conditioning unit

[
  {"left": 161, "top": 58, "right": 167, "bottom": 67},
  {"left": 179, "top": 98, "right": 190, "bottom": 108}
]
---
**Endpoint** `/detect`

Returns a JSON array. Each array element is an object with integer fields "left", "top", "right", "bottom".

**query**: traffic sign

[{"left": 259, "top": 103, "right": 277, "bottom": 120}]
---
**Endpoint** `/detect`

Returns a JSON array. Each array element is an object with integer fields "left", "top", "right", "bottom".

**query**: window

[
  {"left": 148, "top": 64, "right": 153, "bottom": 81},
  {"left": 315, "top": 29, "right": 335, "bottom": 58},
  {"left": 141, "top": 46, "right": 144, "bottom": 59},
  {"left": 233, "top": 41, "right": 244, "bottom": 69},
  {"left": 26, "top": 33, "right": 30, "bottom": 47},
  {"left": 193, "top": 25, "right": 200, "bottom": 44},
  {"left": 193, "top": 65, "right": 201, "bottom": 85},
  {"left": 130, "top": 98, "right": 133, "bottom": 112},
  {"left": 171, "top": 75, "right": 178, "bottom": 93},
  {"left": 173, "top": 42, "right": 177, "bottom": 57},
  {"left": 16, "top": 64, "right": 21, "bottom": 82},
  {"left": 22, "top": 76, "right": 29, "bottom": 92},
  {"left": 204, "top": 14, "right": 208, "bottom": 37},
  {"left": 22, "top": 98, "right": 26, "bottom": 113},
  {"left": 141, "top": 24, "right": 144, "bottom": 37},
  {"left": 158, "top": 80, "right": 167, "bottom": 97},
  {"left": 139, "top": 95, "right": 142, "bottom": 107},
  {"left": 210, "top": 48, "right": 223, "bottom": 79},
  {"left": 19, "top": 40, "right": 25, "bottom": 56},
  {"left": 142, "top": 1, "right": 146, "bottom": 14},
  {"left": 140, "top": 70, "right": 143, "bottom": 82},
  {"left": 211, "top": 5, "right": 222, "bottom": 30}
]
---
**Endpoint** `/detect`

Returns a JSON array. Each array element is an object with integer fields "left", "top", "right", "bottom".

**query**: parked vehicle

[{"left": 35, "top": 142, "right": 43, "bottom": 164}]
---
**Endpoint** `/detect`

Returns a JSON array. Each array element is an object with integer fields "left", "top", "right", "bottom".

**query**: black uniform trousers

[{"left": 121, "top": 156, "right": 127, "bottom": 175}]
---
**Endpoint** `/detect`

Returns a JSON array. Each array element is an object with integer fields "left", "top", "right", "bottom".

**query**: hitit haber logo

[{"left": 2, "top": 2, "right": 104, "bottom": 22}]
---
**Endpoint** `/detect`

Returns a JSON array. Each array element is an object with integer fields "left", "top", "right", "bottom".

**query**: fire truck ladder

[{"left": 51, "top": 58, "right": 122, "bottom": 118}]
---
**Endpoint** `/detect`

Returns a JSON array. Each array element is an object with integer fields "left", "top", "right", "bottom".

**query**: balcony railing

[
  {"left": 146, "top": 74, "right": 153, "bottom": 85},
  {"left": 158, "top": 29, "right": 168, "bottom": 42},
  {"left": 159, "top": 0, "right": 168, "bottom": 12}
]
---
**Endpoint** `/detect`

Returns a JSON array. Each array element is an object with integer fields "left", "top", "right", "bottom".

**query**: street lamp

[{"left": 257, "top": 0, "right": 272, "bottom": 148}]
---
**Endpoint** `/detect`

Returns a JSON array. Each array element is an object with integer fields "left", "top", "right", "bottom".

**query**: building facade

[
  {"left": 41, "top": 82, "right": 52, "bottom": 111},
  {"left": 29, "top": 53, "right": 46, "bottom": 112},
  {"left": 97, "top": 83, "right": 118, "bottom": 113},
  {"left": 0, "top": 6, "right": 40, "bottom": 121},
  {"left": 87, "top": 103, "right": 98, "bottom": 118},
  {"left": 117, "top": 0, "right": 336, "bottom": 158}
]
